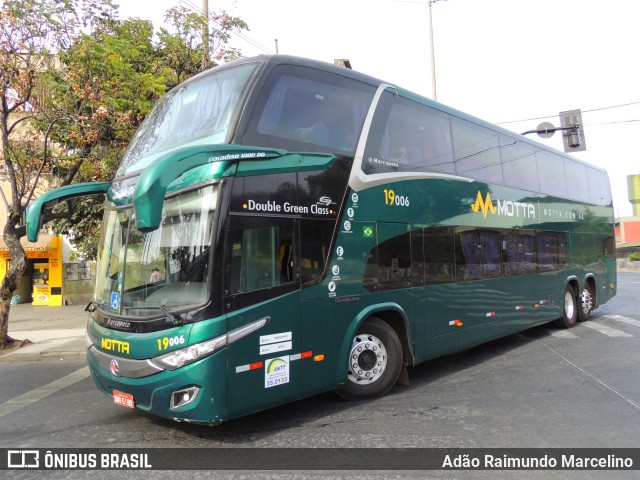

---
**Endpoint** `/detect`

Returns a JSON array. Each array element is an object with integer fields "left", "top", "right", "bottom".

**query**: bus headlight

[
  {"left": 149, "top": 316, "right": 270, "bottom": 371},
  {"left": 150, "top": 335, "right": 227, "bottom": 370}
]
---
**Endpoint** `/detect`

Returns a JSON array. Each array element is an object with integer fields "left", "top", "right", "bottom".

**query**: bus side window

[
  {"left": 537, "top": 151, "right": 568, "bottom": 198},
  {"left": 363, "top": 231, "right": 411, "bottom": 290},
  {"left": 500, "top": 139, "right": 539, "bottom": 193},
  {"left": 227, "top": 220, "right": 296, "bottom": 294},
  {"left": 452, "top": 117, "right": 502, "bottom": 184},
  {"left": 456, "top": 229, "right": 501, "bottom": 281},
  {"left": 502, "top": 231, "right": 536, "bottom": 276},
  {"left": 423, "top": 227, "right": 455, "bottom": 284},
  {"left": 300, "top": 219, "right": 333, "bottom": 284},
  {"left": 537, "top": 232, "right": 567, "bottom": 271},
  {"left": 246, "top": 67, "right": 375, "bottom": 156},
  {"left": 363, "top": 93, "right": 455, "bottom": 175}
]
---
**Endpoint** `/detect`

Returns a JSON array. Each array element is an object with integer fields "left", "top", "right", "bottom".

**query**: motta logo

[
  {"left": 471, "top": 191, "right": 536, "bottom": 219},
  {"left": 471, "top": 191, "right": 496, "bottom": 218}
]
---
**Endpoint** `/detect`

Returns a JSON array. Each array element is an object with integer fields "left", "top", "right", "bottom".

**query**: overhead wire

[
  {"left": 179, "top": 0, "right": 274, "bottom": 54},
  {"left": 584, "top": 119, "right": 640, "bottom": 126},
  {"left": 497, "top": 101, "right": 640, "bottom": 125}
]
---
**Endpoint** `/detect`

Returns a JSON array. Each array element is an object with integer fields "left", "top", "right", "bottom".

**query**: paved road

[{"left": 1, "top": 273, "right": 640, "bottom": 480}]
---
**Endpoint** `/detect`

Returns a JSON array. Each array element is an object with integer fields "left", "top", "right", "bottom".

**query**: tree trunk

[{"left": 0, "top": 213, "right": 28, "bottom": 349}]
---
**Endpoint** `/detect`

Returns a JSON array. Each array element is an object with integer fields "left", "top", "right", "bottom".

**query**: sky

[{"left": 119, "top": 0, "right": 640, "bottom": 217}]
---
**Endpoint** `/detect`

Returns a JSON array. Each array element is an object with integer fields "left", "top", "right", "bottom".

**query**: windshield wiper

[
  {"left": 86, "top": 300, "right": 185, "bottom": 325},
  {"left": 122, "top": 305, "right": 185, "bottom": 325}
]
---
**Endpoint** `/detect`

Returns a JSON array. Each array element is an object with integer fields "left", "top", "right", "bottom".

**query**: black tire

[
  {"left": 336, "top": 317, "right": 402, "bottom": 400},
  {"left": 578, "top": 282, "right": 595, "bottom": 322},
  {"left": 554, "top": 284, "right": 578, "bottom": 329}
]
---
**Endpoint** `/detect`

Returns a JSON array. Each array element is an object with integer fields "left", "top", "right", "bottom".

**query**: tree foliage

[
  {"left": 42, "top": 3, "right": 248, "bottom": 260},
  {"left": 0, "top": 0, "right": 80, "bottom": 348},
  {"left": 0, "top": 0, "right": 248, "bottom": 348}
]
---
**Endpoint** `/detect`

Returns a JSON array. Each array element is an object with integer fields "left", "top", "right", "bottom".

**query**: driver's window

[{"left": 228, "top": 220, "right": 296, "bottom": 294}]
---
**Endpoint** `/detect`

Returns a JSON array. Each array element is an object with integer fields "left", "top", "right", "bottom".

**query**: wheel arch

[
  {"left": 582, "top": 274, "right": 597, "bottom": 307},
  {"left": 561, "top": 275, "right": 582, "bottom": 302},
  {"left": 565, "top": 275, "right": 580, "bottom": 297},
  {"left": 335, "top": 302, "right": 414, "bottom": 385}
]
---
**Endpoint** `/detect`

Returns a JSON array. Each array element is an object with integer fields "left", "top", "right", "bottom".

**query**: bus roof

[{"left": 213, "top": 54, "right": 606, "bottom": 175}]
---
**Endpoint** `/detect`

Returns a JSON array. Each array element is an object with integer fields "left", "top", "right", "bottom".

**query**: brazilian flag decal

[{"left": 363, "top": 226, "right": 374, "bottom": 238}]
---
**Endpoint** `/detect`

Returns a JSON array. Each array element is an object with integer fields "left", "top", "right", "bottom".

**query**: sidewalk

[{"left": 0, "top": 303, "right": 90, "bottom": 362}]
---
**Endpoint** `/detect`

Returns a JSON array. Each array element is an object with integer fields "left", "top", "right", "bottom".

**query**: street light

[{"left": 428, "top": 0, "right": 446, "bottom": 101}]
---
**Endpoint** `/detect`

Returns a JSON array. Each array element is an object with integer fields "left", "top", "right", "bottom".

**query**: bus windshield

[
  {"left": 95, "top": 185, "right": 218, "bottom": 317},
  {"left": 117, "top": 62, "right": 258, "bottom": 176}
]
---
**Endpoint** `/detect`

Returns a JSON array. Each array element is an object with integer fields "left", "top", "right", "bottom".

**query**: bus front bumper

[{"left": 87, "top": 345, "right": 228, "bottom": 425}]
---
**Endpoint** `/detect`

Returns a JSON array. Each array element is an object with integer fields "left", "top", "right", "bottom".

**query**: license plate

[{"left": 113, "top": 390, "right": 135, "bottom": 409}]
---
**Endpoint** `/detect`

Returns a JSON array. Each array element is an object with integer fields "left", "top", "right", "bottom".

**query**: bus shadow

[
  {"left": 398, "top": 324, "right": 552, "bottom": 392},
  {"left": 151, "top": 323, "right": 554, "bottom": 441}
]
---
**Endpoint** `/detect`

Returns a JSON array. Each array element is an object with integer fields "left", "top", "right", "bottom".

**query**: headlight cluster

[
  {"left": 149, "top": 316, "right": 270, "bottom": 371},
  {"left": 150, "top": 335, "right": 227, "bottom": 370}
]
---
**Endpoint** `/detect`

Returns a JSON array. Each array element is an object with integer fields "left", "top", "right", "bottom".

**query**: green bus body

[{"left": 26, "top": 55, "right": 616, "bottom": 424}]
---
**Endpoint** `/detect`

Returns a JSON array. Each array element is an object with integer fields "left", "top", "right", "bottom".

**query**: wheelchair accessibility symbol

[{"left": 111, "top": 292, "right": 120, "bottom": 310}]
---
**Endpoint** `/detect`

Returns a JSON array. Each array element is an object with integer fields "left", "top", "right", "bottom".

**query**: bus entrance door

[{"left": 224, "top": 217, "right": 302, "bottom": 419}]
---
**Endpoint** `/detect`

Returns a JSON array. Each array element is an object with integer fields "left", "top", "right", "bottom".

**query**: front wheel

[
  {"left": 578, "top": 283, "right": 595, "bottom": 322},
  {"left": 336, "top": 317, "right": 402, "bottom": 400},
  {"left": 554, "top": 284, "right": 578, "bottom": 329}
]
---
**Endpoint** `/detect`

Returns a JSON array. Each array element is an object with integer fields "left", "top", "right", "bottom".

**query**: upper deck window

[
  {"left": 362, "top": 92, "right": 455, "bottom": 175},
  {"left": 243, "top": 65, "right": 376, "bottom": 156},
  {"left": 117, "top": 63, "right": 258, "bottom": 176},
  {"left": 451, "top": 117, "right": 503, "bottom": 184}
]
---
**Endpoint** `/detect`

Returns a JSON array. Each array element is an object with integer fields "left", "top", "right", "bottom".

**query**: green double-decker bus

[{"left": 27, "top": 55, "right": 616, "bottom": 424}]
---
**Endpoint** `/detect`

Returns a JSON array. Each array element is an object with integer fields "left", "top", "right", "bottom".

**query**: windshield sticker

[
  {"left": 110, "top": 292, "right": 120, "bottom": 311},
  {"left": 265, "top": 356, "right": 290, "bottom": 388}
]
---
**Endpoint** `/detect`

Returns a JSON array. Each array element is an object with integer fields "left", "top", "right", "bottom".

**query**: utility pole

[
  {"left": 428, "top": 0, "right": 446, "bottom": 101},
  {"left": 202, "top": 0, "right": 209, "bottom": 70}
]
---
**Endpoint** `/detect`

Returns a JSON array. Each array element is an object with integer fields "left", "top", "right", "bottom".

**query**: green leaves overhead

[{"left": 2, "top": 0, "right": 249, "bottom": 259}]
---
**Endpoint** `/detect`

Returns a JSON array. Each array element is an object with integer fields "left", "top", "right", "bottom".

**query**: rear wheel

[
  {"left": 578, "top": 282, "right": 595, "bottom": 322},
  {"left": 554, "top": 284, "right": 578, "bottom": 328},
  {"left": 336, "top": 317, "right": 402, "bottom": 400}
]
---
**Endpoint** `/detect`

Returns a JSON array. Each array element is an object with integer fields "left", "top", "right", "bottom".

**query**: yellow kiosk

[{"left": 0, "top": 234, "right": 63, "bottom": 306}]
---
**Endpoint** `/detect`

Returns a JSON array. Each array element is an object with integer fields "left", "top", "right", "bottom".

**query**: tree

[
  {"left": 0, "top": 0, "right": 249, "bottom": 349},
  {"left": 0, "top": 0, "right": 78, "bottom": 349},
  {"left": 157, "top": 6, "right": 247, "bottom": 88},
  {"left": 43, "top": 4, "right": 248, "bottom": 260},
  {"left": 40, "top": 13, "right": 167, "bottom": 258}
]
